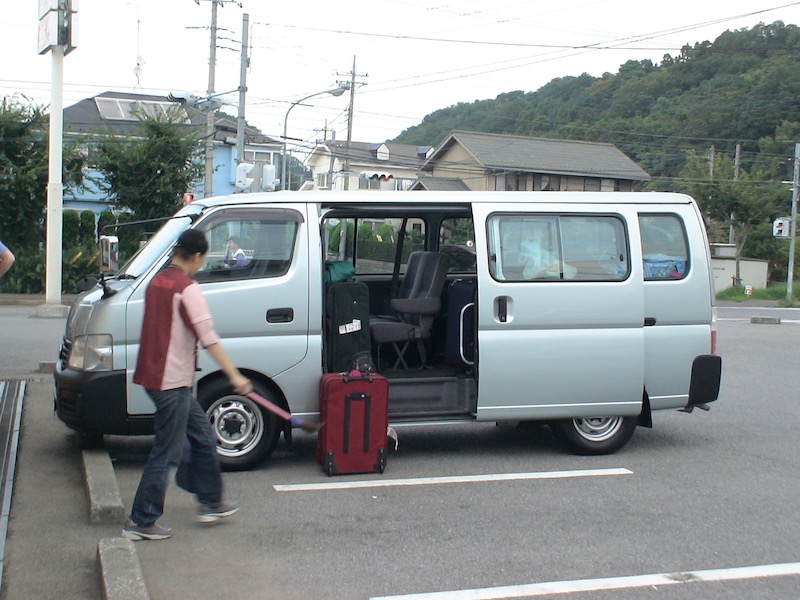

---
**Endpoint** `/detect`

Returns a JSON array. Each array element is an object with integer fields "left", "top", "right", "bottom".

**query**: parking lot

[{"left": 2, "top": 305, "right": 800, "bottom": 599}]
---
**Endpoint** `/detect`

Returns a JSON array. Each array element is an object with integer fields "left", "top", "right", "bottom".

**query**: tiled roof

[
  {"left": 326, "top": 141, "right": 432, "bottom": 169},
  {"left": 410, "top": 177, "right": 471, "bottom": 191},
  {"left": 62, "top": 91, "right": 279, "bottom": 145},
  {"left": 424, "top": 130, "right": 650, "bottom": 181}
]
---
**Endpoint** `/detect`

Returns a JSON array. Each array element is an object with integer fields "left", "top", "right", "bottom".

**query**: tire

[
  {"left": 550, "top": 416, "right": 637, "bottom": 455},
  {"left": 198, "top": 378, "right": 281, "bottom": 471}
]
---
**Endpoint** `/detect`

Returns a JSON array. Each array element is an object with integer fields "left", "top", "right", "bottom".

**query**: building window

[
  {"left": 584, "top": 178, "right": 601, "bottom": 192},
  {"left": 536, "top": 174, "right": 561, "bottom": 191}
]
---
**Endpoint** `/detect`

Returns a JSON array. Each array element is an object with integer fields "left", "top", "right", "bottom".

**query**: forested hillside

[
  {"left": 394, "top": 21, "right": 800, "bottom": 281},
  {"left": 396, "top": 21, "right": 799, "bottom": 182}
]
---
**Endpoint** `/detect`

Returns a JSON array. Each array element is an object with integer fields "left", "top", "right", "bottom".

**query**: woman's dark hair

[{"left": 174, "top": 229, "right": 209, "bottom": 259}]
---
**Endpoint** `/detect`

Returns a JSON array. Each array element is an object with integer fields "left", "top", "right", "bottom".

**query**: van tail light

[{"left": 710, "top": 306, "right": 717, "bottom": 354}]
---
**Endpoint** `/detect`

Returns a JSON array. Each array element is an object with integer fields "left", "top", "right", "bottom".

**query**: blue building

[{"left": 62, "top": 91, "right": 282, "bottom": 216}]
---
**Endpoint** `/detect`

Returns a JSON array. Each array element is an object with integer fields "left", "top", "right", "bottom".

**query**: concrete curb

[
  {"left": 97, "top": 537, "right": 150, "bottom": 600},
  {"left": 82, "top": 449, "right": 126, "bottom": 525},
  {"left": 751, "top": 316, "right": 781, "bottom": 324}
]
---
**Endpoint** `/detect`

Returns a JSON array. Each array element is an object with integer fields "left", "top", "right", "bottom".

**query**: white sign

[
  {"left": 38, "top": 0, "right": 59, "bottom": 20},
  {"left": 37, "top": 11, "right": 59, "bottom": 55}
]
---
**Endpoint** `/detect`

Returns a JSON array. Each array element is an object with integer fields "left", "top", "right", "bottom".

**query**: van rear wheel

[
  {"left": 199, "top": 379, "right": 281, "bottom": 471},
  {"left": 550, "top": 416, "right": 636, "bottom": 455}
]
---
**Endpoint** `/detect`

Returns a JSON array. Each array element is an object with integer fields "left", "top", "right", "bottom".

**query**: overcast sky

[{"left": 2, "top": 0, "right": 800, "bottom": 154}]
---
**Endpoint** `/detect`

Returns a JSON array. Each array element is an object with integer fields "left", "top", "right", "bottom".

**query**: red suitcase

[{"left": 317, "top": 372, "right": 389, "bottom": 476}]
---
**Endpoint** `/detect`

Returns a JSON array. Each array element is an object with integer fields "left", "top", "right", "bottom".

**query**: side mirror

[
  {"left": 76, "top": 275, "right": 98, "bottom": 293},
  {"left": 99, "top": 235, "right": 119, "bottom": 273}
]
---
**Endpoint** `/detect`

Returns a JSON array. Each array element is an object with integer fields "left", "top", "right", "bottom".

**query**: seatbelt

[{"left": 387, "top": 219, "right": 407, "bottom": 308}]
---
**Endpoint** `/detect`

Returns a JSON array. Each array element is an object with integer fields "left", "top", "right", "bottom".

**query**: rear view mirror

[{"left": 99, "top": 235, "right": 119, "bottom": 273}]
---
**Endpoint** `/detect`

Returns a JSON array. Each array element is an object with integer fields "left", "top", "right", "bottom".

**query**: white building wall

[{"left": 711, "top": 257, "right": 768, "bottom": 292}]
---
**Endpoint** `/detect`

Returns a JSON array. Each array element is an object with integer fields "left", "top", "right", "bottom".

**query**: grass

[{"left": 716, "top": 285, "right": 798, "bottom": 306}]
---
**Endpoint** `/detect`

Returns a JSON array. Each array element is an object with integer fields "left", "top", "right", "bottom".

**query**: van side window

[
  {"left": 439, "top": 218, "right": 476, "bottom": 274},
  {"left": 487, "top": 214, "right": 629, "bottom": 282},
  {"left": 194, "top": 209, "right": 301, "bottom": 283},
  {"left": 323, "top": 217, "right": 425, "bottom": 274},
  {"left": 639, "top": 214, "right": 689, "bottom": 280}
]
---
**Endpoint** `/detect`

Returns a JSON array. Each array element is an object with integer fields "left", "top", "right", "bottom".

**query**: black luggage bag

[
  {"left": 325, "top": 281, "right": 371, "bottom": 373},
  {"left": 445, "top": 279, "right": 477, "bottom": 368}
]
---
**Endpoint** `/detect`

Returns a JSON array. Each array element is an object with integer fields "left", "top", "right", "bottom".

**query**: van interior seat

[{"left": 370, "top": 251, "right": 450, "bottom": 369}]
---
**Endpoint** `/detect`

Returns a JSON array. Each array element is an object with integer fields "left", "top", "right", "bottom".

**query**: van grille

[{"left": 59, "top": 337, "right": 72, "bottom": 370}]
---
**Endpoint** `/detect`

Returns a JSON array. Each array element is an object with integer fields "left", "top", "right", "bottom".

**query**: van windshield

[{"left": 117, "top": 207, "right": 202, "bottom": 278}]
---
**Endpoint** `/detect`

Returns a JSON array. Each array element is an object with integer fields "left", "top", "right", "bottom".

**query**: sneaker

[
  {"left": 122, "top": 519, "right": 172, "bottom": 541},
  {"left": 197, "top": 500, "right": 240, "bottom": 524}
]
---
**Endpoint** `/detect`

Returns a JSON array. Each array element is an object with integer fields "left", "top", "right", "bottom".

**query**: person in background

[
  {"left": 122, "top": 228, "right": 252, "bottom": 541},
  {"left": 224, "top": 236, "right": 247, "bottom": 269},
  {"left": 0, "top": 240, "right": 15, "bottom": 278}
]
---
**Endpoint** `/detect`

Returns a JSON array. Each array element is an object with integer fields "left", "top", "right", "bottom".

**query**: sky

[{"left": 3, "top": 0, "right": 800, "bottom": 156}]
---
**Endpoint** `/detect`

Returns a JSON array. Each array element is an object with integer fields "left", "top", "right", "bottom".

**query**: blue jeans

[{"left": 130, "top": 387, "right": 223, "bottom": 527}]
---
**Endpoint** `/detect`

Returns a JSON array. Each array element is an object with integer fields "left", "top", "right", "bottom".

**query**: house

[
  {"left": 304, "top": 139, "right": 433, "bottom": 191},
  {"left": 415, "top": 130, "right": 650, "bottom": 192},
  {"left": 62, "top": 91, "right": 283, "bottom": 215}
]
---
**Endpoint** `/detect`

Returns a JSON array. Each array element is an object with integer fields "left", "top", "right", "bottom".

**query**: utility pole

[
  {"left": 730, "top": 143, "right": 740, "bottom": 245},
  {"left": 204, "top": 0, "right": 219, "bottom": 197},
  {"left": 786, "top": 143, "right": 799, "bottom": 304},
  {"left": 235, "top": 13, "right": 248, "bottom": 169},
  {"left": 194, "top": 0, "right": 242, "bottom": 197},
  {"left": 342, "top": 56, "right": 366, "bottom": 191}
]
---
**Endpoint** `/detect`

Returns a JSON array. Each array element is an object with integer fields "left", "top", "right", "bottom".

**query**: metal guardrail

[{"left": 0, "top": 380, "right": 25, "bottom": 590}]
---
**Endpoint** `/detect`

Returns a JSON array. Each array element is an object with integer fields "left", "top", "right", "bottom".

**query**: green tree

[
  {"left": 678, "top": 149, "right": 784, "bottom": 286},
  {"left": 0, "top": 96, "right": 86, "bottom": 293},
  {"left": 0, "top": 96, "right": 84, "bottom": 255},
  {"left": 91, "top": 107, "right": 202, "bottom": 257}
]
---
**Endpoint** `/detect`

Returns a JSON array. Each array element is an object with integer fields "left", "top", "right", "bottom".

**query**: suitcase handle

[
  {"left": 343, "top": 392, "right": 371, "bottom": 453},
  {"left": 342, "top": 372, "right": 373, "bottom": 383}
]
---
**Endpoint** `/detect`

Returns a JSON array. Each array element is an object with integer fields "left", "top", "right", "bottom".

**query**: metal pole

[
  {"left": 786, "top": 143, "right": 800, "bottom": 304},
  {"left": 204, "top": 0, "right": 219, "bottom": 198},
  {"left": 43, "top": 44, "right": 64, "bottom": 311},
  {"left": 281, "top": 86, "right": 347, "bottom": 191},
  {"left": 235, "top": 13, "right": 248, "bottom": 174}
]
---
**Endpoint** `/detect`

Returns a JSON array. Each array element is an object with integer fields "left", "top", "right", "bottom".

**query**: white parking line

[
  {"left": 370, "top": 562, "right": 800, "bottom": 599},
  {"left": 273, "top": 467, "right": 632, "bottom": 492}
]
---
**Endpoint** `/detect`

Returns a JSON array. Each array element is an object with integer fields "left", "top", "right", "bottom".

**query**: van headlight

[{"left": 68, "top": 334, "right": 113, "bottom": 371}]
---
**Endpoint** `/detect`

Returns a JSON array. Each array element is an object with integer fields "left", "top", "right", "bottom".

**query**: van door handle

[
  {"left": 644, "top": 317, "right": 656, "bottom": 326},
  {"left": 497, "top": 296, "right": 508, "bottom": 323},
  {"left": 267, "top": 308, "right": 294, "bottom": 323}
]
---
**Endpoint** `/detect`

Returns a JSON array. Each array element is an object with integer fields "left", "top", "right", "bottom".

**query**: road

[
  {"left": 112, "top": 316, "right": 800, "bottom": 599},
  {"left": 1, "top": 303, "right": 799, "bottom": 599}
]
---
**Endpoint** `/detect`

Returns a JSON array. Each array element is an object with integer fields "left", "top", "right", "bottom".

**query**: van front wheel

[
  {"left": 199, "top": 379, "right": 281, "bottom": 471},
  {"left": 550, "top": 416, "right": 637, "bottom": 455}
]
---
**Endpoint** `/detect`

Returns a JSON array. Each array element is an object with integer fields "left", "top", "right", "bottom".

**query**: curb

[
  {"left": 82, "top": 449, "right": 126, "bottom": 525},
  {"left": 84, "top": 450, "right": 152, "bottom": 599},
  {"left": 97, "top": 537, "right": 150, "bottom": 600},
  {"left": 750, "top": 316, "right": 781, "bottom": 324}
]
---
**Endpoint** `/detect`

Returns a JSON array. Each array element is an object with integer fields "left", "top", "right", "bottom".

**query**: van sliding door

[{"left": 472, "top": 203, "right": 644, "bottom": 421}]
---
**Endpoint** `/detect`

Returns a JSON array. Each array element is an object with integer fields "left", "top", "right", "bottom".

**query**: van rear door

[{"left": 472, "top": 202, "right": 645, "bottom": 421}]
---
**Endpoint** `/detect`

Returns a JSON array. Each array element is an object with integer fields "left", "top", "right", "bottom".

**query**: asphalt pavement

[{"left": 0, "top": 293, "right": 793, "bottom": 599}]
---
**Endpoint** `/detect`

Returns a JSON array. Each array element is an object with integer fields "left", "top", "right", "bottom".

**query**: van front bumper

[{"left": 53, "top": 366, "right": 154, "bottom": 436}]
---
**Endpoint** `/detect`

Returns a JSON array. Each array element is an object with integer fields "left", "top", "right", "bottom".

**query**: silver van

[{"left": 54, "top": 191, "right": 721, "bottom": 470}]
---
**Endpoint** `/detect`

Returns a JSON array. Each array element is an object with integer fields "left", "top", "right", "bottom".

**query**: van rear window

[
  {"left": 639, "top": 214, "right": 689, "bottom": 280},
  {"left": 487, "top": 214, "right": 629, "bottom": 282}
]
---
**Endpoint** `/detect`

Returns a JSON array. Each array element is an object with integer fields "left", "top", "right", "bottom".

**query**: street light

[{"left": 281, "top": 83, "right": 349, "bottom": 191}]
